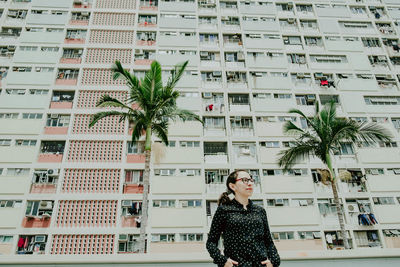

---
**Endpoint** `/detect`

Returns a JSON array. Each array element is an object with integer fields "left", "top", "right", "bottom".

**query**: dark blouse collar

[{"left": 231, "top": 198, "right": 254, "bottom": 210}]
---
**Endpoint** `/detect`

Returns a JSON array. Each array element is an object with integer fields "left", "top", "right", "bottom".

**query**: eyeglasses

[{"left": 236, "top": 177, "right": 255, "bottom": 184}]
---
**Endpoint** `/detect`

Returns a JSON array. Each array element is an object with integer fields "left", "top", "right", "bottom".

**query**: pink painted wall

[
  {"left": 123, "top": 184, "right": 144, "bottom": 194},
  {"left": 22, "top": 217, "right": 51, "bottom": 228},
  {"left": 44, "top": 127, "right": 68, "bottom": 135},
  {"left": 127, "top": 154, "right": 146, "bottom": 163},
  {"left": 30, "top": 184, "right": 57, "bottom": 194},
  {"left": 38, "top": 154, "right": 63, "bottom": 163},
  {"left": 50, "top": 102, "right": 73, "bottom": 109}
]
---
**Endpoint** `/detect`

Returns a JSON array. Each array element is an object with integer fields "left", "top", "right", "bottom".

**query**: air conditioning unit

[
  {"left": 122, "top": 200, "right": 132, "bottom": 207},
  {"left": 203, "top": 92, "right": 212, "bottom": 98},
  {"left": 237, "top": 52, "right": 245, "bottom": 61},
  {"left": 47, "top": 169, "right": 58, "bottom": 176},
  {"left": 221, "top": 16, "right": 229, "bottom": 21},
  {"left": 370, "top": 169, "right": 379, "bottom": 175},
  {"left": 160, "top": 169, "right": 169, "bottom": 176},
  {"left": 34, "top": 235, "right": 46, "bottom": 243},
  {"left": 307, "top": 95, "right": 316, "bottom": 100},
  {"left": 119, "top": 234, "right": 128, "bottom": 241},
  {"left": 74, "top": 0, "right": 83, "bottom": 4},
  {"left": 42, "top": 213, "right": 51, "bottom": 219},
  {"left": 135, "top": 49, "right": 144, "bottom": 55},
  {"left": 253, "top": 72, "right": 263, "bottom": 77},
  {"left": 227, "top": 71, "right": 235, "bottom": 76},
  {"left": 181, "top": 201, "right": 188, "bottom": 207},
  {"left": 35, "top": 67, "right": 41, "bottom": 72},
  {"left": 39, "top": 201, "right": 53, "bottom": 210},
  {"left": 347, "top": 204, "right": 359, "bottom": 213},
  {"left": 275, "top": 199, "right": 284, "bottom": 206},
  {"left": 7, "top": 46, "right": 16, "bottom": 51},
  {"left": 190, "top": 71, "right": 198, "bottom": 75},
  {"left": 393, "top": 169, "right": 400, "bottom": 175},
  {"left": 212, "top": 71, "right": 222, "bottom": 77},
  {"left": 81, "top": 12, "right": 89, "bottom": 16},
  {"left": 288, "top": 18, "right": 296, "bottom": 24},
  {"left": 294, "top": 169, "right": 302, "bottom": 175},
  {"left": 187, "top": 170, "right": 195, "bottom": 176},
  {"left": 154, "top": 169, "right": 160, "bottom": 175},
  {"left": 50, "top": 114, "right": 59, "bottom": 119},
  {"left": 200, "top": 51, "right": 209, "bottom": 57},
  {"left": 297, "top": 73, "right": 305, "bottom": 78},
  {"left": 240, "top": 147, "right": 251, "bottom": 155},
  {"left": 234, "top": 116, "right": 241, "bottom": 121}
]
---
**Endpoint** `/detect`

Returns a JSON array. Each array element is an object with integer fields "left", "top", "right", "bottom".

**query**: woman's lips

[{"left": 246, "top": 188, "right": 253, "bottom": 190}]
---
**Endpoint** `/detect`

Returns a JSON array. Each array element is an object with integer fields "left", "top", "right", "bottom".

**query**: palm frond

[
  {"left": 152, "top": 122, "right": 169, "bottom": 146},
  {"left": 277, "top": 141, "right": 316, "bottom": 171},
  {"left": 96, "top": 95, "right": 133, "bottom": 110},
  {"left": 164, "top": 61, "right": 189, "bottom": 91},
  {"left": 130, "top": 118, "right": 146, "bottom": 143},
  {"left": 283, "top": 121, "right": 305, "bottom": 136},
  {"left": 357, "top": 122, "right": 393, "bottom": 144},
  {"left": 112, "top": 61, "right": 140, "bottom": 90}
]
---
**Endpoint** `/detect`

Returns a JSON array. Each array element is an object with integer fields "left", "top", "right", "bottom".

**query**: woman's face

[{"left": 230, "top": 171, "right": 254, "bottom": 197}]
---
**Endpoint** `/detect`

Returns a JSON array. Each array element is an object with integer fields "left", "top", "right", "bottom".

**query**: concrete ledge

[{"left": 1, "top": 249, "right": 400, "bottom": 265}]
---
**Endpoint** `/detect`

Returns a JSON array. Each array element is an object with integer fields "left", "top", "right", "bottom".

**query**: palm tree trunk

[
  {"left": 138, "top": 127, "right": 152, "bottom": 253},
  {"left": 326, "top": 153, "right": 350, "bottom": 249}
]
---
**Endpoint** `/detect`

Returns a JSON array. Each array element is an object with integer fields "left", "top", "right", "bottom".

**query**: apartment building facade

[{"left": 0, "top": 0, "right": 400, "bottom": 263}]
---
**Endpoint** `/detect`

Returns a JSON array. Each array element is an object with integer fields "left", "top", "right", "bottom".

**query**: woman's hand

[
  {"left": 224, "top": 257, "right": 239, "bottom": 266},
  {"left": 261, "top": 259, "right": 273, "bottom": 267}
]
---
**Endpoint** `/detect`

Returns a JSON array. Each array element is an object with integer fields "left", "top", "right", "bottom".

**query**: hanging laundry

[
  {"left": 320, "top": 79, "right": 328, "bottom": 86},
  {"left": 325, "top": 234, "right": 333, "bottom": 244},
  {"left": 17, "top": 237, "right": 25, "bottom": 248}
]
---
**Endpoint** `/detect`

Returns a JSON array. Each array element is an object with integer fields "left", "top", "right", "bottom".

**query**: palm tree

[
  {"left": 89, "top": 60, "right": 202, "bottom": 253},
  {"left": 277, "top": 101, "right": 392, "bottom": 249}
]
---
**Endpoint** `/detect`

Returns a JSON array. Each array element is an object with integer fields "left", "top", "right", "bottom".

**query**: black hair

[{"left": 217, "top": 169, "right": 248, "bottom": 206}]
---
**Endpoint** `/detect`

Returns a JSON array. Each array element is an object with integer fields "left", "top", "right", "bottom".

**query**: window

[
  {"left": 25, "top": 200, "right": 53, "bottom": 217},
  {"left": 267, "top": 199, "right": 289, "bottom": 206},
  {"left": 299, "top": 231, "right": 322, "bottom": 240},
  {"left": 51, "top": 91, "right": 74, "bottom": 102},
  {"left": 373, "top": 197, "right": 395, "bottom": 205},
  {"left": 0, "top": 139, "right": 11, "bottom": 146},
  {"left": 180, "top": 141, "right": 200, "bottom": 148},
  {"left": 388, "top": 168, "right": 400, "bottom": 175},
  {"left": 0, "top": 113, "right": 18, "bottom": 119},
  {"left": 180, "top": 200, "right": 201, "bottom": 208},
  {"left": 154, "top": 169, "right": 175, "bottom": 176},
  {"left": 292, "top": 199, "right": 314, "bottom": 207},
  {"left": 7, "top": 168, "right": 29, "bottom": 176},
  {"left": 339, "top": 143, "right": 354, "bottom": 155},
  {"left": 46, "top": 114, "right": 70, "bottom": 127},
  {"left": 379, "top": 142, "right": 398, "bottom": 148},
  {"left": 180, "top": 169, "right": 201, "bottom": 176},
  {"left": 0, "top": 200, "right": 22, "bottom": 208},
  {"left": 0, "top": 236, "right": 13, "bottom": 243},
  {"left": 180, "top": 234, "right": 203, "bottom": 242},
  {"left": 127, "top": 142, "right": 145, "bottom": 154},
  {"left": 272, "top": 232, "right": 294, "bottom": 240},
  {"left": 263, "top": 169, "right": 283, "bottom": 176},
  {"left": 260, "top": 141, "right": 279, "bottom": 148},
  {"left": 365, "top": 168, "right": 384, "bottom": 175},
  {"left": 153, "top": 200, "right": 175, "bottom": 208},
  {"left": 364, "top": 96, "right": 400, "bottom": 105},
  {"left": 15, "top": 140, "right": 37, "bottom": 146},
  {"left": 22, "top": 113, "right": 43, "bottom": 119},
  {"left": 5, "top": 89, "right": 25, "bottom": 95},
  {"left": 287, "top": 169, "right": 308, "bottom": 176},
  {"left": 29, "top": 89, "right": 48, "bottom": 95},
  {"left": 125, "top": 170, "right": 144, "bottom": 184},
  {"left": 151, "top": 234, "right": 175, "bottom": 243}
]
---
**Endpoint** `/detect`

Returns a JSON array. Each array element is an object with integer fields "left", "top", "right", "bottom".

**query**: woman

[{"left": 206, "top": 170, "right": 280, "bottom": 267}]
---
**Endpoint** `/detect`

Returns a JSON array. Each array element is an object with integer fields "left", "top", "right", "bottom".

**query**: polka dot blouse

[{"left": 206, "top": 198, "right": 280, "bottom": 267}]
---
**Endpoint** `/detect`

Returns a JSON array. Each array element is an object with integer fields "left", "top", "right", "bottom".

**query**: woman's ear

[{"left": 228, "top": 183, "right": 235, "bottom": 193}]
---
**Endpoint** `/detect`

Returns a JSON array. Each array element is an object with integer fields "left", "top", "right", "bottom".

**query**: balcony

[
  {"left": 6, "top": 71, "right": 54, "bottom": 86},
  {"left": 168, "top": 121, "right": 203, "bottom": 137},
  {"left": 268, "top": 206, "right": 320, "bottom": 226},
  {"left": 27, "top": 13, "right": 68, "bottom": 25},
  {"left": 247, "top": 55, "right": 288, "bottom": 69},
  {"left": 38, "top": 141, "right": 65, "bottom": 163},
  {"left": 139, "top": 1, "right": 158, "bottom": 11},
  {"left": 325, "top": 39, "right": 364, "bottom": 52},
  {"left": 0, "top": 146, "right": 37, "bottom": 164},
  {"left": 152, "top": 175, "right": 204, "bottom": 194},
  {"left": 155, "top": 53, "right": 198, "bottom": 67},
  {"left": 337, "top": 78, "right": 379, "bottom": 91},
  {"left": 367, "top": 175, "right": 400, "bottom": 192},
  {"left": 358, "top": 148, "right": 400, "bottom": 164},
  {"left": 156, "top": 147, "right": 202, "bottom": 164},
  {"left": 151, "top": 207, "right": 204, "bottom": 228},
  {"left": 121, "top": 200, "right": 142, "bottom": 228},
  {"left": 159, "top": 17, "right": 196, "bottom": 29},
  {"left": 16, "top": 235, "right": 47, "bottom": 255},
  {"left": 239, "top": 3, "right": 276, "bottom": 15},
  {"left": 262, "top": 175, "right": 314, "bottom": 194},
  {"left": 158, "top": 35, "right": 196, "bottom": 47},
  {"left": 315, "top": 6, "right": 351, "bottom": 18},
  {"left": 55, "top": 69, "right": 79, "bottom": 86},
  {"left": 22, "top": 200, "right": 54, "bottom": 228},
  {"left": 159, "top": 1, "right": 196, "bottom": 12},
  {"left": 251, "top": 75, "right": 292, "bottom": 90},
  {"left": 242, "top": 20, "right": 279, "bottom": 32}
]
